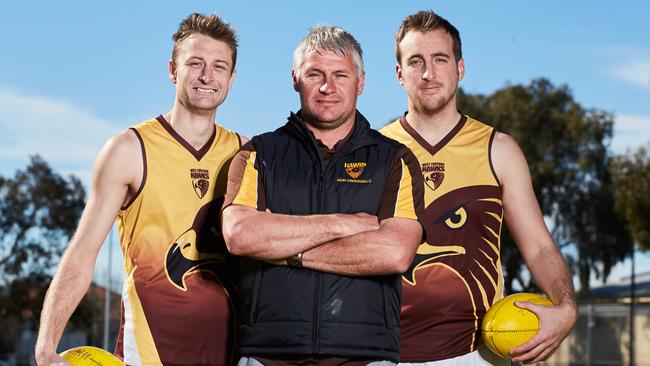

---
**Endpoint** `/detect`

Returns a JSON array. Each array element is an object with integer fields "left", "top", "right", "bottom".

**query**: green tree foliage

[
  {"left": 458, "top": 78, "right": 632, "bottom": 294},
  {"left": 0, "top": 156, "right": 86, "bottom": 284},
  {"left": 0, "top": 156, "right": 87, "bottom": 354},
  {"left": 612, "top": 145, "right": 650, "bottom": 250}
]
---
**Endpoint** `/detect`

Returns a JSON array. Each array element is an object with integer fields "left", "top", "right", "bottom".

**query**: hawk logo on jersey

[
  {"left": 190, "top": 169, "right": 210, "bottom": 199},
  {"left": 344, "top": 162, "right": 367, "bottom": 179},
  {"left": 165, "top": 197, "right": 237, "bottom": 292},
  {"left": 404, "top": 185, "right": 503, "bottom": 312},
  {"left": 422, "top": 162, "right": 445, "bottom": 191}
]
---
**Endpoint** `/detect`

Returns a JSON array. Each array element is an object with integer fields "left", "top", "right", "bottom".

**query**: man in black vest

[{"left": 222, "top": 25, "right": 424, "bottom": 365}]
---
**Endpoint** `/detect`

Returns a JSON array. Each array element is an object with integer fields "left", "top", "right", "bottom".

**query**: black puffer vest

[{"left": 237, "top": 111, "right": 406, "bottom": 362}]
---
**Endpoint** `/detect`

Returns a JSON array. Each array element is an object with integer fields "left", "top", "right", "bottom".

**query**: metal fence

[
  {"left": 7, "top": 300, "right": 650, "bottom": 365},
  {"left": 542, "top": 302, "right": 650, "bottom": 366}
]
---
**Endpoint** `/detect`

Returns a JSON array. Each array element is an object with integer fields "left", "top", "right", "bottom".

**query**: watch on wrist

[{"left": 287, "top": 252, "right": 303, "bottom": 268}]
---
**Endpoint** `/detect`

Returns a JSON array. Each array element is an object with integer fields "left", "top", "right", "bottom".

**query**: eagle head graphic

[{"left": 164, "top": 197, "right": 236, "bottom": 291}]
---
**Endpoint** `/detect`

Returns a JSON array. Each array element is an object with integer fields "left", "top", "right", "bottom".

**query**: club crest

[
  {"left": 422, "top": 162, "right": 445, "bottom": 191},
  {"left": 344, "top": 162, "right": 367, "bottom": 179},
  {"left": 190, "top": 168, "right": 210, "bottom": 199}
]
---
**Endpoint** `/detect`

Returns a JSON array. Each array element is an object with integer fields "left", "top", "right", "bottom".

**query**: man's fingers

[
  {"left": 510, "top": 331, "right": 542, "bottom": 357},
  {"left": 517, "top": 341, "right": 555, "bottom": 364},
  {"left": 514, "top": 300, "right": 541, "bottom": 312},
  {"left": 512, "top": 338, "right": 546, "bottom": 364}
]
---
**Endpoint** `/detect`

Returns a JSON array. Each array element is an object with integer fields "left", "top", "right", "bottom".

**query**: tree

[
  {"left": 612, "top": 145, "right": 650, "bottom": 250},
  {"left": 0, "top": 155, "right": 86, "bottom": 284},
  {"left": 458, "top": 78, "right": 632, "bottom": 294},
  {"left": 0, "top": 156, "right": 86, "bottom": 354}
]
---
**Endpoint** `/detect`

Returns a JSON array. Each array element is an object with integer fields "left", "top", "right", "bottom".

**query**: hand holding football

[{"left": 481, "top": 293, "right": 554, "bottom": 359}]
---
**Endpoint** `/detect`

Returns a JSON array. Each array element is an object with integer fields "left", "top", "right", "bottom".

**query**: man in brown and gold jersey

[
  {"left": 381, "top": 10, "right": 578, "bottom": 366},
  {"left": 36, "top": 13, "right": 244, "bottom": 366}
]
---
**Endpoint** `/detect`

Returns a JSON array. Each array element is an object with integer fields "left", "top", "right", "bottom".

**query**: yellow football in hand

[
  {"left": 481, "top": 293, "right": 553, "bottom": 359},
  {"left": 60, "top": 346, "right": 123, "bottom": 366}
]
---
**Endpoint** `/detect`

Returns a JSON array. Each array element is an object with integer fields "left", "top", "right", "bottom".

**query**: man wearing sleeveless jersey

[
  {"left": 380, "top": 11, "right": 578, "bottom": 365},
  {"left": 222, "top": 26, "right": 424, "bottom": 365},
  {"left": 36, "top": 13, "right": 243, "bottom": 366}
]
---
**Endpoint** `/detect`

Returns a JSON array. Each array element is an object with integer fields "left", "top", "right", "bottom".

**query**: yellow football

[
  {"left": 60, "top": 346, "right": 123, "bottom": 366},
  {"left": 481, "top": 292, "right": 553, "bottom": 359}
]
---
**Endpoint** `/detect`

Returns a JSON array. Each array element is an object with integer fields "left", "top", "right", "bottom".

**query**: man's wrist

[{"left": 286, "top": 252, "right": 303, "bottom": 267}]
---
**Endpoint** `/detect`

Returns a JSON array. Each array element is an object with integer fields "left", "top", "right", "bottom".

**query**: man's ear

[
  {"left": 357, "top": 71, "right": 365, "bottom": 96},
  {"left": 292, "top": 69, "right": 299, "bottom": 92},
  {"left": 169, "top": 59, "right": 177, "bottom": 84},
  {"left": 227, "top": 69, "right": 237, "bottom": 90},
  {"left": 396, "top": 63, "right": 404, "bottom": 86}
]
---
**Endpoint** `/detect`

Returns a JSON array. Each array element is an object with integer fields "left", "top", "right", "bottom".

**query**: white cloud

[
  {"left": 0, "top": 87, "right": 127, "bottom": 287},
  {"left": 0, "top": 87, "right": 121, "bottom": 182},
  {"left": 608, "top": 60, "right": 650, "bottom": 89},
  {"left": 612, "top": 113, "right": 650, "bottom": 152},
  {"left": 596, "top": 45, "right": 648, "bottom": 58}
]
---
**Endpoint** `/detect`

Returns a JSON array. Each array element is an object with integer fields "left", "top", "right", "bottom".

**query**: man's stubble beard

[
  {"left": 301, "top": 107, "right": 356, "bottom": 132},
  {"left": 415, "top": 88, "right": 458, "bottom": 117}
]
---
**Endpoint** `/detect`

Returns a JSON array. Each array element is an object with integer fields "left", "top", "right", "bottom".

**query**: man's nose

[
  {"left": 319, "top": 78, "right": 336, "bottom": 94},
  {"left": 199, "top": 67, "right": 214, "bottom": 83},
  {"left": 422, "top": 67, "right": 432, "bottom": 81}
]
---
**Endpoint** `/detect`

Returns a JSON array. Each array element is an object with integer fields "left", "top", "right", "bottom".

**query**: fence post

[{"left": 586, "top": 304, "right": 594, "bottom": 366}]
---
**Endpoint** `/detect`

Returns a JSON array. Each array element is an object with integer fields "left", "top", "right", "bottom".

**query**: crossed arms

[
  {"left": 223, "top": 206, "right": 422, "bottom": 276},
  {"left": 222, "top": 142, "right": 424, "bottom": 276}
]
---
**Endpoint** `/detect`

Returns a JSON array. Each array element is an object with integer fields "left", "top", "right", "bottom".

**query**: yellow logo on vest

[
  {"left": 190, "top": 169, "right": 210, "bottom": 199},
  {"left": 422, "top": 162, "right": 444, "bottom": 191},
  {"left": 344, "top": 162, "right": 366, "bottom": 178},
  {"left": 338, "top": 162, "right": 372, "bottom": 184}
]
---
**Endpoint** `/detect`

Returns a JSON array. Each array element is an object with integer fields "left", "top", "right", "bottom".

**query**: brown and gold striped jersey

[
  {"left": 381, "top": 115, "right": 504, "bottom": 362},
  {"left": 115, "top": 116, "right": 241, "bottom": 366}
]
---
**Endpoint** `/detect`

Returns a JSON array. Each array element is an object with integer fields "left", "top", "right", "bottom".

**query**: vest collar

[{"left": 285, "top": 110, "right": 375, "bottom": 149}]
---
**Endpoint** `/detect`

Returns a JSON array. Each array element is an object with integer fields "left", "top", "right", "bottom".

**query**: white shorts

[
  {"left": 398, "top": 344, "right": 509, "bottom": 366},
  {"left": 239, "top": 357, "right": 396, "bottom": 366}
]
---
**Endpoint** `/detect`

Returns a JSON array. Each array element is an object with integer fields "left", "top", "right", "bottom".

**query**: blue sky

[{"left": 1, "top": 1, "right": 649, "bottom": 290}]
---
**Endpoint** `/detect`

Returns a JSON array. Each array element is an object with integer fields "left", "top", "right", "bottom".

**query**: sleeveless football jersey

[
  {"left": 115, "top": 116, "right": 241, "bottom": 366},
  {"left": 381, "top": 115, "right": 504, "bottom": 362}
]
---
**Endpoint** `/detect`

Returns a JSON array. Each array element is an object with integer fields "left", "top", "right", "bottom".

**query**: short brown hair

[
  {"left": 395, "top": 10, "right": 462, "bottom": 65},
  {"left": 172, "top": 13, "right": 238, "bottom": 69}
]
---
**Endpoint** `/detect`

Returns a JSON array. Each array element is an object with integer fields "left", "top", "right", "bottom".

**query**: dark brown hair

[
  {"left": 395, "top": 10, "right": 462, "bottom": 65},
  {"left": 172, "top": 13, "right": 238, "bottom": 69}
]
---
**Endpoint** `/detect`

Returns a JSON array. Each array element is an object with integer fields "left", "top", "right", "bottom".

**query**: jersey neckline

[
  {"left": 155, "top": 115, "right": 217, "bottom": 161},
  {"left": 399, "top": 114, "right": 467, "bottom": 156}
]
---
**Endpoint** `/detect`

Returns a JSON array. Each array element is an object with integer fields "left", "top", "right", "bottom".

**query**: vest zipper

[
  {"left": 306, "top": 128, "right": 375, "bottom": 353},
  {"left": 312, "top": 168, "right": 325, "bottom": 352},
  {"left": 312, "top": 267, "right": 323, "bottom": 353}
]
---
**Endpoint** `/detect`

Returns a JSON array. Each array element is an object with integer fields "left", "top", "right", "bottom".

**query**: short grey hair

[{"left": 293, "top": 25, "right": 364, "bottom": 78}]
